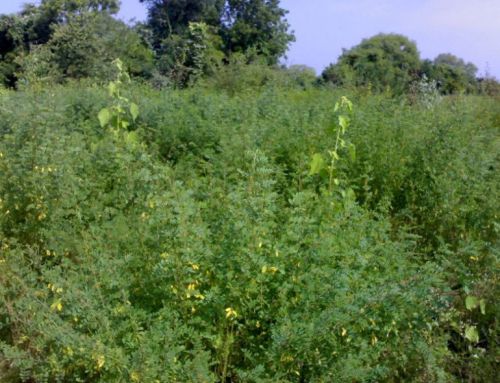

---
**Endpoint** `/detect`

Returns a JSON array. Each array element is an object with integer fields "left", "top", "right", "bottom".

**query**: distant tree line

[
  {"left": 0, "top": 0, "right": 294, "bottom": 88},
  {"left": 0, "top": 1, "right": 498, "bottom": 94},
  {"left": 321, "top": 33, "right": 498, "bottom": 95}
]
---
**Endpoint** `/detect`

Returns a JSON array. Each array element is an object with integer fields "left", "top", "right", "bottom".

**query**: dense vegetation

[
  {"left": 0, "top": 1, "right": 499, "bottom": 382},
  {"left": 0, "top": 64, "right": 498, "bottom": 381}
]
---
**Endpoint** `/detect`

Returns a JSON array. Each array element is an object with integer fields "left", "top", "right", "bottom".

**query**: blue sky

[{"left": 1, "top": 0, "right": 499, "bottom": 78}]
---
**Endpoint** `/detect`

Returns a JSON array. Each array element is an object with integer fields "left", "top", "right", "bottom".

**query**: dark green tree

[
  {"left": 21, "top": 0, "right": 120, "bottom": 45},
  {"left": 141, "top": 0, "right": 294, "bottom": 66},
  {"left": 19, "top": 13, "right": 154, "bottom": 82},
  {"left": 140, "top": 0, "right": 225, "bottom": 50},
  {"left": 221, "top": 0, "right": 294, "bottom": 64},
  {"left": 0, "top": 14, "right": 26, "bottom": 86},
  {"left": 423, "top": 53, "right": 478, "bottom": 94},
  {"left": 0, "top": 0, "right": 122, "bottom": 86},
  {"left": 322, "top": 33, "right": 421, "bottom": 94},
  {"left": 155, "top": 21, "right": 224, "bottom": 86}
]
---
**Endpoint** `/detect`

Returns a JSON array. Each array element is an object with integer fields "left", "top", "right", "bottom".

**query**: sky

[{"left": 1, "top": 0, "right": 499, "bottom": 79}]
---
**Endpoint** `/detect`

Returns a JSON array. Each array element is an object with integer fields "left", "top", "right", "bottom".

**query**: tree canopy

[
  {"left": 0, "top": 0, "right": 152, "bottom": 87},
  {"left": 422, "top": 53, "right": 478, "bottom": 94},
  {"left": 322, "top": 33, "right": 421, "bottom": 94},
  {"left": 221, "top": 0, "right": 294, "bottom": 64},
  {"left": 141, "top": 0, "right": 294, "bottom": 65}
]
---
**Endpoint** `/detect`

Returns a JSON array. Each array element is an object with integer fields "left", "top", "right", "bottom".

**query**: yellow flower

[
  {"left": 262, "top": 266, "right": 278, "bottom": 274},
  {"left": 191, "top": 263, "right": 200, "bottom": 270},
  {"left": 280, "top": 354, "right": 294, "bottom": 363},
  {"left": 341, "top": 328, "right": 347, "bottom": 337},
  {"left": 95, "top": 355, "right": 105, "bottom": 370},
  {"left": 130, "top": 371, "right": 140, "bottom": 382},
  {"left": 50, "top": 299, "right": 63, "bottom": 312},
  {"left": 225, "top": 307, "right": 238, "bottom": 319},
  {"left": 371, "top": 334, "right": 378, "bottom": 346}
]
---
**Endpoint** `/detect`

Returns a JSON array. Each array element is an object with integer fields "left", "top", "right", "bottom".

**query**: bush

[{"left": 0, "top": 82, "right": 498, "bottom": 382}]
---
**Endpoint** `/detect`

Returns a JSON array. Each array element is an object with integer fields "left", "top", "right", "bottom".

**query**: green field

[{"left": 0, "top": 78, "right": 498, "bottom": 382}]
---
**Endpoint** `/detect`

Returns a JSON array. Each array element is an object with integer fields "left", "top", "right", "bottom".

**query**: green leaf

[
  {"left": 309, "top": 153, "right": 325, "bottom": 175},
  {"left": 348, "top": 143, "right": 356, "bottom": 162},
  {"left": 108, "top": 82, "right": 117, "bottom": 96},
  {"left": 465, "top": 295, "right": 479, "bottom": 311},
  {"left": 98, "top": 108, "right": 111, "bottom": 128},
  {"left": 464, "top": 325, "right": 479, "bottom": 343},
  {"left": 114, "top": 58, "right": 123, "bottom": 72},
  {"left": 125, "top": 131, "right": 139, "bottom": 146},
  {"left": 479, "top": 299, "right": 486, "bottom": 315},
  {"left": 338, "top": 115, "right": 349, "bottom": 133},
  {"left": 130, "top": 103, "right": 139, "bottom": 122}
]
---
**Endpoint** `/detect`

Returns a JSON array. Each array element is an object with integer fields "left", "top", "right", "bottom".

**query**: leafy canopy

[
  {"left": 141, "top": 0, "right": 294, "bottom": 65},
  {"left": 323, "top": 33, "right": 421, "bottom": 94}
]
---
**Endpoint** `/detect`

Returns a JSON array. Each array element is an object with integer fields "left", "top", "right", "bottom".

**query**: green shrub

[{"left": 0, "top": 82, "right": 497, "bottom": 382}]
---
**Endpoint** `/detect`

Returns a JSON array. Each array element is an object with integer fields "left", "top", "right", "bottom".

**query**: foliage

[
  {"left": 221, "top": 0, "right": 295, "bottom": 64},
  {"left": 98, "top": 59, "right": 140, "bottom": 133},
  {"left": 309, "top": 96, "right": 355, "bottom": 193},
  {"left": 141, "top": 0, "right": 294, "bottom": 67},
  {"left": 284, "top": 65, "right": 317, "bottom": 89},
  {"left": 140, "top": 0, "right": 225, "bottom": 50},
  {"left": 422, "top": 54, "right": 478, "bottom": 94},
  {"left": 0, "top": 71, "right": 498, "bottom": 382},
  {"left": 322, "top": 33, "right": 421, "bottom": 94},
  {"left": 46, "top": 13, "right": 154, "bottom": 81},
  {"left": 408, "top": 74, "right": 442, "bottom": 108},
  {"left": 0, "top": 1, "right": 153, "bottom": 87},
  {"left": 157, "top": 22, "right": 224, "bottom": 87}
]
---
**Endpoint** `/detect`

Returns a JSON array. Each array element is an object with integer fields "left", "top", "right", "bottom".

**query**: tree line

[{"left": 0, "top": 0, "right": 498, "bottom": 94}]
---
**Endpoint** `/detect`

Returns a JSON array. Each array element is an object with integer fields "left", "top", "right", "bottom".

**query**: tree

[
  {"left": 221, "top": 0, "right": 295, "bottom": 64},
  {"left": 0, "top": 14, "right": 26, "bottom": 86},
  {"left": 141, "top": 0, "right": 294, "bottom": 66},
  {"left": 39, "top": 13, "right": 153, "bottom": 81},
  {"left": 21, "top": 0, "right": 120, "bottom": 45},
  {"left": 0, "top": 0, "right": 123, "bottom": 87},
  {"left": 141, "top": 0, "right": 225, "bottom": 50},
  {"left": 322, "top": 33, "right": 421, "bottom": 94},
  {"left": 423, "top": 53, "right": 478, "bottom": 94},
  {"left": 156, "top": 21, "right": 224, "bottom": 86}
]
